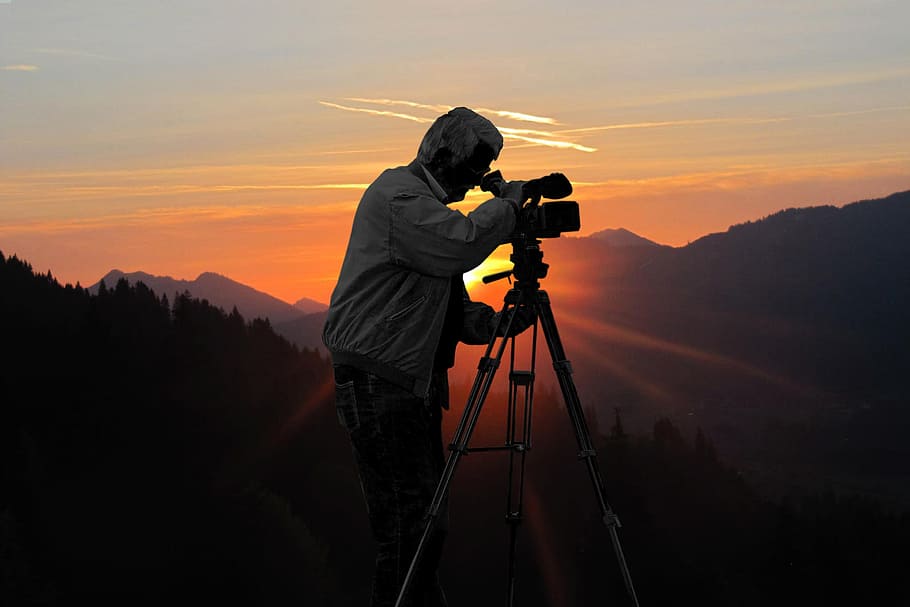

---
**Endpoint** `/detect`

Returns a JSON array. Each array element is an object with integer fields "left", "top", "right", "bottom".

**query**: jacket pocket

[
  {"left": 334, "top": 380, "right": 359, "bottom": 432},
  {"left": 385, "top": 294, "right": 427, "bottom": 323}
]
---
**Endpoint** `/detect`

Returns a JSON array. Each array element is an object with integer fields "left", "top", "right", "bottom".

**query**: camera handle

[{"left": 481, "top": 170, "right": 573, "bottom": 206}]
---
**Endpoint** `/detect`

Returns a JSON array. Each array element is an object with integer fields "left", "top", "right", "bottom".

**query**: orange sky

[{"left": 1, "top": 2, "right": 908, "bottom": 304}]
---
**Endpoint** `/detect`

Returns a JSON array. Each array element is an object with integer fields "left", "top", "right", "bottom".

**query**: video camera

[{"left": 481, "top": 171, "right": 580, "bottom": 239}]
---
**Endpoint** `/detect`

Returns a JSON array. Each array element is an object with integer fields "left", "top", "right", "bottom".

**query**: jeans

[{"left": 334, "top": 364, "right": 449, "bottom": 607}]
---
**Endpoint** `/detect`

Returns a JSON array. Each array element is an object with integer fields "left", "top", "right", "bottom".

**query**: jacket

[{"left": 322, "top": 161, "right": 517, "bottom": 398}]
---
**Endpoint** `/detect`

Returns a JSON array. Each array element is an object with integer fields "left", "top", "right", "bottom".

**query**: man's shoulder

[{"left": 369, "top": 164, "right": 433, "bottom": 198}]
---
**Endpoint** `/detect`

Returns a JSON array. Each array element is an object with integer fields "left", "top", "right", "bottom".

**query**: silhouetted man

[{"left": 323, "top": 107, "right": 532, "bottom": 606}]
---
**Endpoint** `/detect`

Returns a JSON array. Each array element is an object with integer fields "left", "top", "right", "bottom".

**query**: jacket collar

[{"left": 407, "top": 160, "right": 449, "bottom": 203}]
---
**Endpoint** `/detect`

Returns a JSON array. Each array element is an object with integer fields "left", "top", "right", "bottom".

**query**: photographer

[{"left": 323, "top": 107, "right": 533, "bottom": 607}]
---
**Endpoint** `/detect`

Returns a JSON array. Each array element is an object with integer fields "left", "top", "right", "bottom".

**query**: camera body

[
  {"left": 515, "top": 200, "right": 580, "bottom": 239},
  {"left": 480, "top": 170, "right": 580, "bottom": 240}
]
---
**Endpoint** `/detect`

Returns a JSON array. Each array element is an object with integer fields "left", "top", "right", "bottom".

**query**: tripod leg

[
  {"left": 505, "top": 297, "right": 539, "bottom": 607},
  {"left": 394, "top": 295, "right": 523, "bottom": 607},
  {"left": 534, "top": 290, "right": 641, "bottom": 607}
]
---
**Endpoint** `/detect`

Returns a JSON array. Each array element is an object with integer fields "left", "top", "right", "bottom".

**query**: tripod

[{"left": 394, "top": 236, "right": 640, "bottom": 607}]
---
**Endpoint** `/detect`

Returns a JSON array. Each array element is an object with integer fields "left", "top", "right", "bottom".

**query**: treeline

[
  {"left": 2, "top": 250, "right": 909, "bottom": 605},
  {"left": 0, "top": 252, "right": 340, "bottom": 605}
]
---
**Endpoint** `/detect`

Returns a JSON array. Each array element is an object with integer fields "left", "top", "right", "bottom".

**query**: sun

[{"left": 463, "top": 249, "right": 514, "bottom": 293}]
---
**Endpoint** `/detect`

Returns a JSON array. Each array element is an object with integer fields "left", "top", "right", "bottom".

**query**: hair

[{"left": 416, "top": 107, "right": 503, "bottom": 168}]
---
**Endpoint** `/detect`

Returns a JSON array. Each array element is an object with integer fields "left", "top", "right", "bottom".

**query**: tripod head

[{"left": 482, "top": 235, "right": 549, "bottom": 290}]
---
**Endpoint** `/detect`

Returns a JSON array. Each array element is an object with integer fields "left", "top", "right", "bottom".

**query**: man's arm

[
  {"left": 461, "top": 285, "right": 497, "bottom": 345},
  {"left": 389, "top": 193, "right": 516, "bottom": 277},
  {"left": 460, "top": 286, "right": 537, "bottom": 345}
]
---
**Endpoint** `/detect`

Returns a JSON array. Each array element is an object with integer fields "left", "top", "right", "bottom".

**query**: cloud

[
  {"left": 319, "top": 101, "right": 432, "bottom": 123},
  {"left": 626, "top": 66, "right": 910, "bottom": 108},
  {"left": 321, "top": 99, "right": 592, "bottom": 151},
  {"left": 555, "top": 105, "right": 910, "bottom": 135},
  {"left": 2, "top": 64, "right": 39, "bottom": 71},
  {"left": 0, "top": 202, "right": 357, "bottom": 235},
  {"left": 343, "top": 97, "right": 451, "bottom": 113},
  {"left": 316, "top": 147, "right": 404, "bottom": 156},
  {"left": 343, "top": 97, "right": 560, "bottom": 125},
  {"left": 499, "top": 130, "right": 597, "bottom": 152},
  {"left": 474, "top": 108, "right": 559, "bottom": 125},
  {"left": 30, "top": 47, "right": 122, "bottom": 62},
  {"left": 8, "top": 182, "right": 369, "bottom": 202}
]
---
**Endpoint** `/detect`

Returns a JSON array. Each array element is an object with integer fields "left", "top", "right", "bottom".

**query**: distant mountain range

[
  {"left": 16, "top": 188, "right": 910, "bottom": 504},
  {"left": 88, "top": 270, "right": 327, "bottom": 331},
  {"left": 545, "top": 190, "right": 910, "bottom": 395},
  {"left": 293, "top": 296, "right": 328, "bottom": 315},
  {"left": 532, "top": 190, "right": 910, "bottom": 501},
  {"left": 586, "top": 227, "right": 664, "bottom": 248},
  {"left": 86, "top": 189, "right": 910, "bottom": 405}
]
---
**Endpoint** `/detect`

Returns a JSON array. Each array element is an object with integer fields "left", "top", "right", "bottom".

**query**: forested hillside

[{"left": 2, "top": 251, "right": 908, "bottom": 606}]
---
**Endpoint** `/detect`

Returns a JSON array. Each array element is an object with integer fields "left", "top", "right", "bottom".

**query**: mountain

[
  {"left": 533, "top": 189, "right": 910, "bottom": 502},
  {"left": 553, "top": 190, "right": 910, "bottom": 401},
  {"left": 293, "top": 296, "right": 329, "bottom": 314},
  {"left": 89, "top": 270, "right": 306, "bottom": 325},
  {"left": 8, "top": 249, "right": 910, "bottom": 605},
  {"left": 587, "top": 227, "right": 663, "bottom": 248},
  {"left": 274, "top": 310, "right": 329, "bottom": 353}
]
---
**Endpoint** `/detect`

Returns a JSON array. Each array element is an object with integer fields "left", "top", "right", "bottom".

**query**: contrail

[
  {"left": 339, "top": 97, "right": 560, "bottom": 125},
  {"left": 343, "top": 97, "right": 451, "bottom": 113},
  {"left": 502, "top": 132, "right": 597, "bottom": 153},
  {"left": 554, "top": 118, "right": 778, "bottom": 134},
  {"left": 498, "top": 126, "right": 565, "bottom": 138},
  {"left": 318, "top": 101, "right": 432, "bottom": 123},
  {"left": 554, "top": 105, "right": 910, "bottom": 135},
  {"left": 321, "top": 99, "right": 590, "bottom": 151},
  {"left": 475, "top": 107, "right": 560, "bottom": 125}
]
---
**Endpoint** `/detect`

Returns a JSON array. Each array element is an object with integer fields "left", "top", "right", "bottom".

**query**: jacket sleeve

[
  {"left": 460, "top": 284, "right": 497, "bottom": 345},
  {"left": 389, "top": 192, "right": 516, "bottom": 277}
]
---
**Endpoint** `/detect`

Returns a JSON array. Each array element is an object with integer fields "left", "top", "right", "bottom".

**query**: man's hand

[
  {"left": 491, "top": 304, "right": 537, "bottom": 338},
  {"left": 498, "top": 180, "right": 527, "bottom": 213}
]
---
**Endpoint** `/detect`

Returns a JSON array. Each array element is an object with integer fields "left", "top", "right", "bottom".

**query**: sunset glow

[{"left": 1, "top": 1, "right": 908, "bottom": 305}]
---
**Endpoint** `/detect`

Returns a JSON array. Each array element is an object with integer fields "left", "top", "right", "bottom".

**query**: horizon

[
  {"left": 1, "top": 1, "right": 909, "bottom": 303},
  {"left": 11, "top": 186, "right": 907, "bottom": 308}
]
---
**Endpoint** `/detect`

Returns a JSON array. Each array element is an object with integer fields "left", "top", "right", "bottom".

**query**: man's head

[{"left": 417, "top": 107, "right": 503, "bottom": 203}]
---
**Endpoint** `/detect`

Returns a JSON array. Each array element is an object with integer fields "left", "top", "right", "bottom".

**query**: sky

[{"left": 1, "top": 0, "right": 908, "bottom": 304}]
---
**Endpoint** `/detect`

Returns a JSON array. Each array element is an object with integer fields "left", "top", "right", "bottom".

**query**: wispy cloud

[
  {"left": 474, "top": 108, "right": 559, "bottom": 125},
  {"left": 569, "top": 155, "right": 910, "bottom": 199},
  {"left": 0, "top": 202, "right": 357, "bottom": 235},
  {"left": 7, "top": 182, "right": 368, "bottom": 201},
  {"left": 626, "top": 66, "right": 910, "bottom": 108},
  {"left": 319, "top": 101, "right": 432, "bottom": 123},
  {"left": 321, "top": 98, "right": 592, "bottom": 151},
  {"left": 555, "top": 118, "right": 766, "bottom": 134},
  {"left": 556, "top": 105, "right": 910, "bottom": 135},
  {"left": 343, "top": 97, "right": 451, "bottom": 113},
  {"left": 316, "top": 147, "right": 403, "bottom": 156},
  {"left": 2, "top": 64, "right": 39, "bottom": 71},
  {"left": 499, "top": 130, "right": 597, "bottom": 152},
  {"left": 804, "top": 105, "right": 910, "bottom": 120},
  {"left": 343, "top": 97, "right": 560, "bottom": 125},
  {"left": 31, "top": 47, "right": 122, "bottom": 62}
]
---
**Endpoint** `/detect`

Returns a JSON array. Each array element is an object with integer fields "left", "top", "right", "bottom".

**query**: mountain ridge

[
  {"left": 586, "top": 227, "right": 664, "bottom": 248},
  {"left": 89, "top": 269, "right": 313, "bottom": 325}
]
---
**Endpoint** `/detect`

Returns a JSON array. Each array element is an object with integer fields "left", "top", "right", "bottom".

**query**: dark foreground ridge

[{"left": 2, "top": 249, "right": 909, "bottom": 605}]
